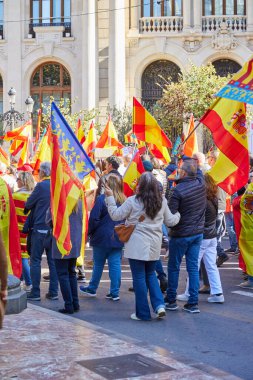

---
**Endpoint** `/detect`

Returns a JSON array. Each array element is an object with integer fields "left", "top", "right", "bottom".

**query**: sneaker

[
  {"left": 105, "top": 293, "right": 120, "bottom": 301},
  {"left": 42, "top": 274, "right": 50, "bottom": 282},
  {"left": 239, "top": 281, "right": 253, "bottom": 289},
  {"left": 183, "top": 303, "right": 200, "bottom": 313},
  {"left": 130, "top": 313, "right": 141, "bottom": 321},
  {"left": 165, "top": 301, "right": 179, "bottom": 311},
  {"left": 79, "top": 286, "right": 96, "bottom": 297},
  {"left": 216, "top": 255, "right": 229, "bottom": 267},
  {"left": 77, "top": 276, "right": 86, "bottom": 283},
  {"left": 156, "top": 307, "right": 166, "bottom": 318},
  {"left": 23, "top": 284, "right": 32, "bottom": 292},
  {"left": 159, "top": 277, "right": 168, "bottom": 293},
  {"left": 27, "top": 294, "right": 41, "bottom": 301},
  {"left": 208, "top": 294, "right": 224, "bottom": 303},
  {"left": 45, "top": 293, "right": 58, "bottom": 300},
  {"left": 177, "top": 293, "right": 189, "bottom": 302},
  {"left": 199, "top": 285, "right": 210, "bottom": 294},
  {"left": 58, "top": 308, "right": 74, "bottom": 314}
]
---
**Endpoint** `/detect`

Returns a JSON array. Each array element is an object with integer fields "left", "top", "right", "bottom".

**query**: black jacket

[
  {"left": 203, "top": 198, "right": 218, "bottom": 239},
  {"left": 169, "top": 176, "right": 206, "bottom": 237}
]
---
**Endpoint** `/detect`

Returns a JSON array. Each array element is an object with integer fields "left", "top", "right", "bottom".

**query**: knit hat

[{"left": 142, "top": 160, "right": 153, "bottom": 172}]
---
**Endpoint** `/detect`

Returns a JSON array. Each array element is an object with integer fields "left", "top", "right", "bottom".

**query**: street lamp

[{"left": 0, "top": 88, "right": 34, "bottom": 131}]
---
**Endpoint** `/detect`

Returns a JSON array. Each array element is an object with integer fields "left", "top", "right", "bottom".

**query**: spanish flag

[
  {"left": 96, "top": 116, "right": 123, "bottom": 149},
  {"left": 5, "top": 120, "right": 32, "bottom": 168},
  {"left": 200, "top": 98, "right": 249, "bottom": 195},
  {"left": 184, "top": 114, "right": 198, "bottom": 157},
  {"left": 83, "top": 121, "right": 97, "bottom": 157},
  {"left": 32, "top": 126, "right": 51, "bottom": 176},
  {"left": 233, "top": 185, "right": 253, "bottom": 276},
  {"left": 76, "top": 118, "right": 86, "bottom": 145},
  {"left": 123, "top": 151, "right": 145, "bottom": 197},
  {"left": 0, "top": 178, "right": 22, "bottom": 277},
  {"left": 0, "top": 147, "right": 9, "bottom": 166}
]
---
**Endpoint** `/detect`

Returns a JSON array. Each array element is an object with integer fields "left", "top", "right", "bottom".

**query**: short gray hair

[
  {"left": 40, "top": 161, "right": 51, "bottom": 177},
  {"left": 181, "top": 159, "right": 197, "bottom": 177}
]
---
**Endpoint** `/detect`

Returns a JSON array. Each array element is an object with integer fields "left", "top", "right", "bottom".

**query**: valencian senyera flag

[
  {"left": 123, "top": 150, "right": 145, "bottom": 197},
  {"left": 51, "top": 102, "right": 94, "bottom": 181},
  {"left": 233, "top": 184, "right": 253, "bottom": 276},
  {"left": 0, "top": 177, "right": 22, "bottom": 277},
  {"left": 200, "top": 98, "right": 249, "bottom": 195},
  {"left": 51, "top": 104, "right": 91, "bottom": 256},
  {"left": 216, "top": 57, "right": 253, "bottom": 104}
]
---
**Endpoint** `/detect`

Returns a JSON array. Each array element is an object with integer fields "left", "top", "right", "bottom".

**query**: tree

[
  {"left": 155, "top": 62, "right": 230, "bottom": 146},
  {"left": 107, "top": 105, "right": 132, "bottom": 143}
]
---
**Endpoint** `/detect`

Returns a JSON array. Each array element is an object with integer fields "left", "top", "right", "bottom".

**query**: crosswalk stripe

[{"left": 231, "top": 290, "right": 253, "bottom": 298}]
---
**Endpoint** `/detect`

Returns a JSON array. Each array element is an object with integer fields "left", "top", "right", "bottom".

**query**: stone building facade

[{"left": 0, "top": 0, "right": 252, "bottom": 130}]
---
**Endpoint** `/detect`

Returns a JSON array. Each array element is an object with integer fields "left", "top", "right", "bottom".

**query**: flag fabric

[
  {"left": 7, "top": 120, "right": 32, "bottom": 168},
  {"left": 83, "top": 121, "right": 97, "bottom": 157},
  {"left": 0, "top": 177, "right": 22, "bottom": 277},
  {"left": 96, "top": 116, "right": 123, "bottom": 149},
  {"left": 51, "top": 102, "right": 95, "bottom": 181},
  {"left": 184, "top": 114, "right": 198, "bottom": 157},
  {"left": 132, "top": 97, "right": 172, "bottom": 150},
  {"left": 124, "top": 131, "right": 138, "bottom": 144},
  {"left": 123, "top": 151, "right": 145, "bottom": 197},
  {"left": 33, "top": 109, "right": 42, "bottom": 151},
  {"left": 12, "top": 191, "right": 31, "bottom": 259},
  {"left": 50, "top": 127, "right": 86, "bottom": 257},
  {"left": 171, "top": 136, "right": 181, "bottom": 156},
  {"left": 200, "top": 98, "right": 249, "bottom": 195},
  {"left": 233, "top": 185, "right": 253, "bottom": 276},
  {"left": 76, "top": 118, "right": 86, "bottom": 145},
  {"left": 32, "top": 126, "right": 51, "bottom": 175},
  {"left": 149, "top": 144, "right": 171, "bottom": 164},
  {"left": 0, "top": 147, "right": 9, "bottom": 166},
  {"left": 216, "top": 57, "right": 253, "bottom": 104}
]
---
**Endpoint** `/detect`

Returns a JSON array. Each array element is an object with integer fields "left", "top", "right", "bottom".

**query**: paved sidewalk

[{"left": 0, "top": 305, "right": 241, "bottom": 380}]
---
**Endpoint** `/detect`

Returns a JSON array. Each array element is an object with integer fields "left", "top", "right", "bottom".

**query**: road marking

[{"left": 232, "top": 290, "right": 253, "bottom": 298}]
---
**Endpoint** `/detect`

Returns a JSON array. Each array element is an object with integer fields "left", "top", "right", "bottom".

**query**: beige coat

[{"left": 106, "top": 195, "right": 180, "bottom": 261}]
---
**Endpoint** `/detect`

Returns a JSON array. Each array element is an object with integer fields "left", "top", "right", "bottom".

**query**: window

[
  {"left": 30, "top": 62, "right": 71, "bottom": 126},
  {"left": 203, "top": 0, "right": 246, "bottom": 15},
  {"left": 30, "top": 0, "right": 71, "bottom": 24},
  {"left": 0, "top": 0, "right": 4, "bottom": 39},
  {"left": 212, "top": 59, "right": 241, "bottom": 76},
  {"left": 141, "top": 0, "right": 183, "bottom": 17}
]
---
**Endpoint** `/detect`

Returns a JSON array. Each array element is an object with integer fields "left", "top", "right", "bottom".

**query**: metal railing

[
  {"left": 29, "top": 21, "right": 71, "bottom": 38},
  {"left": 139, "top": 16, "right": 183, "bottom": 34},
  {"left": 202, "top": 15, "right": 247, "bottom": 33}
]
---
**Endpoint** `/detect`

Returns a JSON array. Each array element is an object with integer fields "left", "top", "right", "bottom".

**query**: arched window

[
  {"left": 141, "top": 0, "right": 183, "bottom": 17},
  {"left": 212, "top": 59, "right": 241, "bottom": 76},
  {"left": 203, "top": 0, "right": 246, "bottom": 15},
  {"left": 141, "top": 60, "right": 181, "bottom": 110},
  {"left": 31, "top": 62, "right": 71, "bottom": 124}
]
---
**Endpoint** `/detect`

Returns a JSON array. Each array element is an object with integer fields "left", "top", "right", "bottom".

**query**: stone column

[
  {"left": 5, "top": 0, "right": 22, "bottom": 115},
  {"left": 109, "top": 0, "right": 126, "bottom": 109},
  {"left": 193, "top": 0, "right": 202, "bottom": 32},
  {"left": 247, "top": 0, "right": 253, "bottom": 32},
  {"left": 183, "top": 0, "right": 191, "bottom": 32},
  {"left": 82, "top": 0, "right": 98, "bottom": 110},
  {"left": 130, "top": 0, "right": 140, "bottom": 32}
]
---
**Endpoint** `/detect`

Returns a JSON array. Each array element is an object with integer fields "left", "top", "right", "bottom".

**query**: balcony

[
  {"left": 29, "top": 21, "right": 71, "bottom": 38},
  {"left": 139, "top": 17, "right": 183, "bottom": 34},
  {"left": 202, "top": 16, "right": 247, "bottom": 33}
]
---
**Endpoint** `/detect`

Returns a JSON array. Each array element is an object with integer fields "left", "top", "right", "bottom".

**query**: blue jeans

[
  {"left": 225, "top": 212, "right": 238, "bottom": 251},
  {"left": 21, "top": 258, "right": 32, "bottom": 286},
  {"left": 155, "top": 259, "right": 166, "bottom": 280},
  {"left": 30, "top": 230, "right": 58, "bottom": 298},
  {"left": 54, "top": 258, "right": 79, "bottom": 312},
  {"left": 129, "top": 259, "right": 165, "bottom": 320},
  {"left": 88, "top": 247, "right": 122, "bottom": 297},
  {"left": 167, "top": 234, "right": 203, "bottom": 305}
]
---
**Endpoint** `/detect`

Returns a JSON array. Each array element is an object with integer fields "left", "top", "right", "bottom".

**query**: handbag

[{"left": 114, "top": 215, "right": 145, "bottom": 243}]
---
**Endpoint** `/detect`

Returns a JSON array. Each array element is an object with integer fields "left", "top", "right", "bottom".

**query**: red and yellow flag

[
  {"left": 133, "top": 97, "right": 172, "bottom": 150},
  {"left": 5, "top": 120, "right": 32, "bottom": 168},
  {"left": 184, "top": 114, "right": 198, "bottom": 157},
  {"left": 50, "top": 131, "right": 85, "bottom": 256},
  {"left": 0, "top": 178, "right": 22, "bottom": 277},
  {"left": 83, "top": 121, "right": 97, "bottom": 157},
  {"left": 32, "top": 126, "right": 51, "bottom": 176},
  {"left": 33, "top": 109, "right": 42, "bottom": 151},
  {"left": 96, "top": 116, "right": 123, "bottom": 149},
  {"left": 0, "top": 147, "right": 9, "bottom": 166},
  {"left": 200, "top": 98, "right": 249, "bottom": 195},
  {"left": 233, "top": 185, "right": 253, "bottom": 276},
  {"left": 123, "top": 151, "right": 145, "bottom": 197},
  {"left": 76, "top": 118, "right": 86, "bottom": 145}
]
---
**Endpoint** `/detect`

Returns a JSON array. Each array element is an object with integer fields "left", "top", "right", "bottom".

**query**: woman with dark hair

[
  {"left": 177, "top": 173, "right": 224, "bottom": 303},
  {"left": 105, "top": 172, "right": 180, "bottom": 321}
]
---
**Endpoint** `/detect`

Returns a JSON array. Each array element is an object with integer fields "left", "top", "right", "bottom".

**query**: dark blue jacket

[
  {"left": 88, "top": 194, "right": 124, "bottom": 248},
  {"left": 24, "top": 179, "right": 50, "bottom": 230}
]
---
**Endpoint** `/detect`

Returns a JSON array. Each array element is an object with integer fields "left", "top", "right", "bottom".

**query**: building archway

[
  {"left": 141, "top": 59, "right": 181, "bottom": 110},
  {"left": 212, "top": 58, "right": 241, "bottom": 76}
]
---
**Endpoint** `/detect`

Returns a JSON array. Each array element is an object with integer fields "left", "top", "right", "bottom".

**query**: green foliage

[
  {"left": 156, "top": 62, "right": 230, "bottom": 140},
  {"left": 107, "top": 105, "right": 132, "bottom": 143}
]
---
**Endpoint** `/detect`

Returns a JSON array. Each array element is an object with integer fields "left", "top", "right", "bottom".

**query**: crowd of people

[{"left": 0, "top": 148, "right": 252, "bottom": 323}]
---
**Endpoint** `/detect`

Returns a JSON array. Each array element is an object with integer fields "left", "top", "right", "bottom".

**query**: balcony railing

[
  {"left": 202, "top": 16, "right": 247, "bottom": 33},
  {"left": 29, "top": 21, "right": 71, "bottom": 38},
  {"left": 139, "top": 17, "right": 183, "bottom": 34}
]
